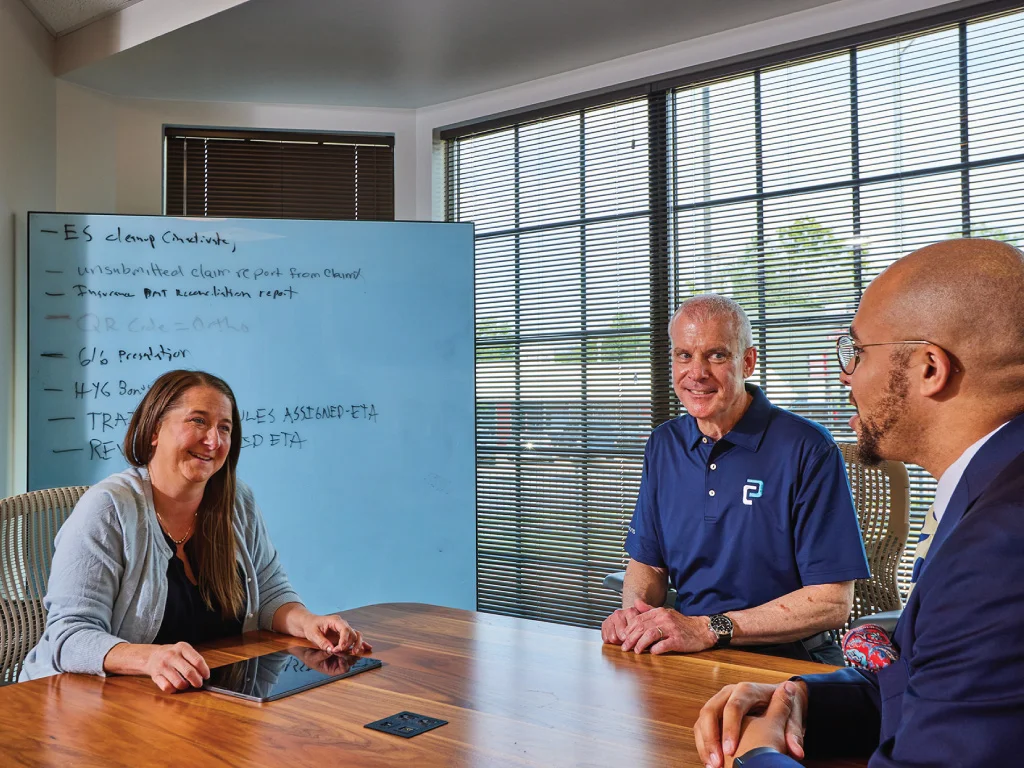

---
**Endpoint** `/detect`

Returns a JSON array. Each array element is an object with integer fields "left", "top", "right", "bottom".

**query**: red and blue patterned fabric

[{"left": 842, "top": 624, "right": 898, "bottom": 672}]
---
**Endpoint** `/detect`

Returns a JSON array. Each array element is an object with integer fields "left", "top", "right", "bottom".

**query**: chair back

[
  {"left": 839, "top": 443, "right": 910, "bottom": 625},
  {"left": 0, "top": 486, "right": 88, "bottom": 683}
]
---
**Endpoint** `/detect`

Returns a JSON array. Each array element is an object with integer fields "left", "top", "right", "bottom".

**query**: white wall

[
  {"left": 1, "top": 0, "right": 55, "bottom": 497},
  {"left": 56, "top": 84, "right": 418, "bottom": 219},
  {"left": 56, "top": 82, "right": 117, "bottom": 214}
]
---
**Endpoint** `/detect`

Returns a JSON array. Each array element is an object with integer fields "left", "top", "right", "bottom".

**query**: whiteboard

[{"left": 27, "top": 212, "right": 476, "bottom": 613}]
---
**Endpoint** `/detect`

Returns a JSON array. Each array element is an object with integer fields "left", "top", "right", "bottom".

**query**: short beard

[{"left": 857, "top": 348, "right": 912, "bottom": 466}]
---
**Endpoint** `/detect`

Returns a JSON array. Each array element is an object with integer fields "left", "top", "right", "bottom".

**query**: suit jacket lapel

[{"left": 920, "top": 413, "right": 1024, "bottom": 577}]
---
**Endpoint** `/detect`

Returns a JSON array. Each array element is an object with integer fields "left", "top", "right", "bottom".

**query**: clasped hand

[
  {"left": 600, "top": 598, "right": 715, "bottom": 654},
  {"left": 693, "top": 680, "right": 808, "bottom": 767}
]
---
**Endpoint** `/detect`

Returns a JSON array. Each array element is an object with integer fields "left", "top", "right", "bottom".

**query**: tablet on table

[{"left": 203, "top": 646, "right": 382, "bottom": 702}]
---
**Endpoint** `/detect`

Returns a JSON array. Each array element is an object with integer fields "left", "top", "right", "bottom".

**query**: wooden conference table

[{"left": 0, "top": 603, "right": 867, "bottom": 767}]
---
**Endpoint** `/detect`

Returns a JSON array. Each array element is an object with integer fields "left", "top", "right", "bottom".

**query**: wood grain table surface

[{"left": 0, "top": 603, "right": 867, "bottom": 767}]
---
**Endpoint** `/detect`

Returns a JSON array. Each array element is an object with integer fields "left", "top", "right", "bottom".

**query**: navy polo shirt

[{"left": 625, "top": 384, "right": 869, "bottom": 617}]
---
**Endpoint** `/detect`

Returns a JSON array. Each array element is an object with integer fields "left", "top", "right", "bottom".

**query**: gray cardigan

[{"left": 20, "top": 466, "right": 302, "bottom": 680}]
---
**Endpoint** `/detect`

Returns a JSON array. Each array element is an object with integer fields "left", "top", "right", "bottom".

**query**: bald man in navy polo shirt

[{"left": 601, "top": 295, "right": 869, "bottom": 664}]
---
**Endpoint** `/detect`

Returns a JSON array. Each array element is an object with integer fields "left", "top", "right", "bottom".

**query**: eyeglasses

[{"left": 835, "top": 334, "right": 935, "bottom": 375}]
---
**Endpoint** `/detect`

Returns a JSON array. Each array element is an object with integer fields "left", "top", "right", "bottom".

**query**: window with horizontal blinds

[
  {"left": 448, "top": 4, "right": 1024, "bottom": 627},
  {"left": 449, "top": 97, "right": 665, "bottom": 627},
  {"left": 164, "top": 128, "right": 394, "bottom": 221}
]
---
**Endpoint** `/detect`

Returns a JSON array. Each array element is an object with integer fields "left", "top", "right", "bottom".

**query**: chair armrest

[
  {"left": 602, "top": 571, "right": 626, "bottom": 594},
  {"left": 850, "top": 609, "right": 902, "bottom": 635},
  {"left": 602, "top": 571, "right": 677, "bottom": 609}
]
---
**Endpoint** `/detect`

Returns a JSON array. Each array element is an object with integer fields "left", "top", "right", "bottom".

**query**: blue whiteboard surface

[{"left": 28, "top": 213, "right": 476, "bottom": 613}]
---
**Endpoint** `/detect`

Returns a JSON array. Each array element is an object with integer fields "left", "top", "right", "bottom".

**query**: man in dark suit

[{"left": 692, "top": 238, "right": 1024, "bottom": 768}]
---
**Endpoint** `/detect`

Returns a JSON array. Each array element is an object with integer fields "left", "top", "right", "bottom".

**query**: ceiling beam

[{"left": 55, "top": 0, "right": 251, "bottom": 76}]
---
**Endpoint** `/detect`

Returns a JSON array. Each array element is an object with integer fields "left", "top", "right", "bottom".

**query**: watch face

[{"left": 710, "top": 614, "right": 733, "bottom": 635}]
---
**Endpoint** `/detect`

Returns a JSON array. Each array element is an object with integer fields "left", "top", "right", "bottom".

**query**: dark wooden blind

[{"left": 165, "top": 128, "right": 394, "bottom": 221}]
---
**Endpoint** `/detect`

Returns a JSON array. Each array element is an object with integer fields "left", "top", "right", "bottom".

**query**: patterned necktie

[{"left": 909, "top": 503, "right": 939, "bottom": 593}]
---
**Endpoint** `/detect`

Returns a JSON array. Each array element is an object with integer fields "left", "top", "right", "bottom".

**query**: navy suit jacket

[{"left": 746, "top": 413, "right": 1024, "bottom": 768}]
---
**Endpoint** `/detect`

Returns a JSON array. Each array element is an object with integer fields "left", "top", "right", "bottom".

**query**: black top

[{"left": 153, "top": 530, "right": 243, "bottom": 646}]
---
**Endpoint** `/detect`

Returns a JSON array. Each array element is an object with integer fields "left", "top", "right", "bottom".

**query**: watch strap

[{"left": 733, "top": 746, "right": 781, "bottom": 765}]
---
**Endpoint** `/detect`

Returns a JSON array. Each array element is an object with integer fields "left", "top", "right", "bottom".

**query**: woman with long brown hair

[{"left": 21, "top": 370, "right": 370, "bottom": 691}]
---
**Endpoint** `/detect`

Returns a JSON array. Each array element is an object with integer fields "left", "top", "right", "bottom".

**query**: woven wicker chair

[
  {"left": 839, "top": 443, "right": 910, "bottom": 627},
  {"left": 0, "top": 486, "right": 89, "bottom": 684}
]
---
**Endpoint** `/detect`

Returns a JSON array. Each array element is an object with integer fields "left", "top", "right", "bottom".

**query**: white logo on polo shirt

[{"left": 742, "top": 479, "right": 764, "bottom": 506}]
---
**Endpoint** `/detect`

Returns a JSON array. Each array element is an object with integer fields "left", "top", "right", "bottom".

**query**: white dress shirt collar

[{"left": 933, "top": 422, "right": 1009, "bottom": 523}]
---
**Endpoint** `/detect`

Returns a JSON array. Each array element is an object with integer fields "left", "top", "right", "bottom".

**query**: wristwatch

[{"left": 708, "top": 613, "right": 734, "bottom": 648}]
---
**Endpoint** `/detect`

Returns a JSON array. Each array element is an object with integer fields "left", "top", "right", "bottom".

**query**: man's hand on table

[
  {"left": 601, "top": 605, "right": 641, "bottom": 644},
  {"left": 610, "top": 599, "right": 716, "bottom": 654},
  {"left": 694, "top": 680, "right": 808, "bottom": 768}
]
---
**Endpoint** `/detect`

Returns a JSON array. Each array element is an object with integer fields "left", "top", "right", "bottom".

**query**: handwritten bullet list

[{"left": 35, "top": 218, "right": 375, "bottom": 460}]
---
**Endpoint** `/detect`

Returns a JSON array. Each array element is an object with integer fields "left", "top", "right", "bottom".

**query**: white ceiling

[
  {"left": 26, "top": 0, "right": 991, "bottom": 110},
  {"left": 21, "top": 0, "right": 141, "bottom": 36}
]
